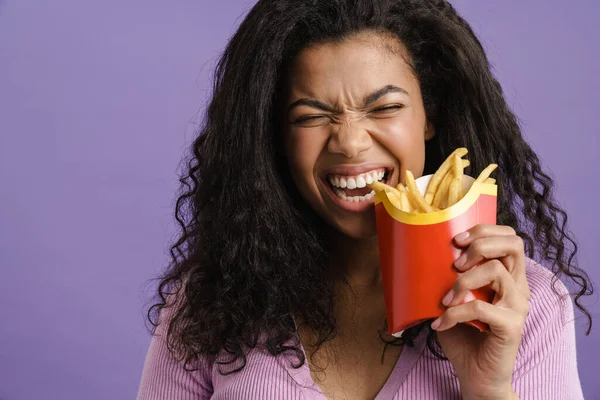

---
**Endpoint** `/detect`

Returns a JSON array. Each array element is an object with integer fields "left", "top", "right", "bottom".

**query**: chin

[{"left": 332, "top": 217, "right": 378, "bottom": 239}]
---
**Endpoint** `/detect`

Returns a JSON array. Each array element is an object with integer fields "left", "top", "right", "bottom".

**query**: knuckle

[
  {"left": 470, "top": 239, "right": 484, "bottom": 254},
  {"left": 444, "top": 307, "right": 457, "bottom": 320},
  {"left": 504, "top": 225, "right": 517, "bottom": 236},
  {"left": 472, "top": 300, "right": 487, "bottom": 313},
  {"left": 454, "top": 274, "right": 468, "bottom": 291},
  {"left": 512, "top": 235, "right": 525, "bottom": 251},
  {"left": 490, "top": 259, "right": 506, "bottom": 275},
  {"left": 473, "top": 224, "right": 489, "bottom": 236}
]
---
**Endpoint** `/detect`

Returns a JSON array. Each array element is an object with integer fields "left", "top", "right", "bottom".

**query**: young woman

[{"left": 138, "top": 1, "right": 593, "bottom": 399}]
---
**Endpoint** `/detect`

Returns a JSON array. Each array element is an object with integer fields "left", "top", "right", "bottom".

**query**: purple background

[{"left": 0, "top": 1, "right": 598, "bottom": 399}]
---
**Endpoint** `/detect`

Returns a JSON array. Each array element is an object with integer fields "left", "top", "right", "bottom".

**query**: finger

[
  {"left": 453, "top": 224, "right": 516, "bottom": 246},
  {"left": 452, "top": 235, "right": 528, "bottom": 299},
  {"left": 442, "top": 259, "right": 523, "bottom": 310},
  {"left": 453, "top": 235, "right": 524, "bottom": 273},
  {"left": 431, "top": 300, "right": 525, "bottom": 343}
]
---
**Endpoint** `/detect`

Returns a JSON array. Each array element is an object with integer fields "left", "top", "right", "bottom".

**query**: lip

[
  {"left": 321, "top": 162, "right": 394, "bottom": 179},
  {"left": 320, "top": 163, "right": 395, "bottom": 213}
]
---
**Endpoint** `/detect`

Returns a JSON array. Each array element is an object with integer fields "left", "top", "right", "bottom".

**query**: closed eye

[
  {"left": 292, "top": 105, "right": 404, "bottom": 124},
  {"left": 371, "top": 105, "right": 404, "bottom": 113},
  {"left": 294, "top": 115, "right": 326, "bottom": 123}
]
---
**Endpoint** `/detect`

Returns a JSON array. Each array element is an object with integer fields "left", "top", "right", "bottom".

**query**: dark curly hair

[{"left": 147, "top": 0, "right": 594, "bottom": 372}]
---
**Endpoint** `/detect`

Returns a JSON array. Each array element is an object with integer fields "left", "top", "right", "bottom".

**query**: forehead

[{"left": 285, "top": 32, "right": 416, "bottom": 100}]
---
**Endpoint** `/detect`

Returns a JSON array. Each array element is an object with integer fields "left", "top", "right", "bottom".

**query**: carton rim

[{"left": 374, "top": 174, "right": 497, "bottom": 225}]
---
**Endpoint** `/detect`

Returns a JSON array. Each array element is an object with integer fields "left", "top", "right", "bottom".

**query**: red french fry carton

[{"left": 374, "top": 174, "right": 498, "bottom": 336}]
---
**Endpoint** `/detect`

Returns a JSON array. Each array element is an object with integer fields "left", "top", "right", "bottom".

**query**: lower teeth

[{"left": 333, "top": 189, "right": 376, "bottom": 202}]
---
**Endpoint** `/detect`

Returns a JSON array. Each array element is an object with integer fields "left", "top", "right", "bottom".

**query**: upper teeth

[{"left": 328, "top": 169, "right": 386, "bottom": 188}]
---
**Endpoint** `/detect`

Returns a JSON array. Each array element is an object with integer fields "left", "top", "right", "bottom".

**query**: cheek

[
  {"left": 368, "top": 113, "right": 427, "bottom": 176},
  {"left": 285, "top": 131, "right": 326, "bottom": 185}
]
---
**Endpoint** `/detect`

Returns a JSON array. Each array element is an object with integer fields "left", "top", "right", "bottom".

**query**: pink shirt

[{"left": 137, "top": 258, "right": 584, "bottom": 399}]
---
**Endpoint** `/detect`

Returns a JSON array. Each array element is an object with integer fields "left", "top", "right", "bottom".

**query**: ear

[{"left": 424, "top": 121, "right": 435, "bottom": 141}]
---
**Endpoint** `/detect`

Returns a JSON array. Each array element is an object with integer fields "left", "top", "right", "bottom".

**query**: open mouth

[{"left": 324, "top": 167, "right": 392, "bottom": 203}]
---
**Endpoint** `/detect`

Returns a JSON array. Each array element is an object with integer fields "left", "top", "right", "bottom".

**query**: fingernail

[
  {"left": 442, "top": 290, "right": 454, "bottom": 306},
  {"left": 431, "top": 317, "right": 442, "bottom": 330},
  {"left": 455, "top": 231, "right": 470, "bottom": 242},
  {"left": 454, "top": 253, "right": 467, "bottom": 268}
]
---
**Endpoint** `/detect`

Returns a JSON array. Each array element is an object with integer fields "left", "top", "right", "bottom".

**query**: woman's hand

[{"left": 431, "top": 224, "right": 530, "bottom": 400}]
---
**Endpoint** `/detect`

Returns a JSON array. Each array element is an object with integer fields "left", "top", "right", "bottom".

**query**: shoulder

[
  {"left": 523, "top": 257, "right": 573, "bottom": 328},
  {"left": 138, "top": 303, "right": 215, "bottom": 399},
  {"left": 513, "top": 257, "right": 575, "bottom": 376},
  {"left": 138, "top": 301, "right": 307, "bottom": 399}
]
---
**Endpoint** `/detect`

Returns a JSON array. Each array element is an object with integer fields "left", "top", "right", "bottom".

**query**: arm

[
  {"left": 137, "top": 305, "right": 213, "bottom": 400},
  {"left": 511, "top": 260, "right": 584, "bottom": 400}
]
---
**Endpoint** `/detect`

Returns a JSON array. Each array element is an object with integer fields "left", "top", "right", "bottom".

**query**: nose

[{"left": 327, "top": 120, "right": 372, "bottom": 159}]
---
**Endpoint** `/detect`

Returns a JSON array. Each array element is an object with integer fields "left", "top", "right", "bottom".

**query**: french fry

[
  {"left": 424, "top": 147, "right": 468, "bottom": 205},
  {"left": 369, "top": 181, "right": 407, "bottom": 211},
  {"left": 369, "top": 181, "right": 394, "bottom": 193},
  {"left": 393, "top": 184, "right": 412, "bottom": 212},
  {"left": 396, "top": 183, "right": 407, "bottom": 193},
  {"left": 399, "top": 190, "right": 411, "bottom": 212},
  {"left": 369, "top": 181, "right": 403, "bottom": 199},
  {"left": 452, "top": 154, "right": 464, "bottom": 199},
  {"left": 432, "top": 170, "right": 452, "bottom": 209},
  {"left": 447, "top": 177, "right": 461, "bottom": 207},
  {"left": 370, "top": 149, "right": 496, "bottom": 215},
  {"left": 431, "top": 159, "right": 470, "bottom": 209},
  {"left": 367, "top": 181, "right": 400, "bottom": 197},
  {"left": 475, "top": 163, "right": 498, "bottom": 183},
  {"left": 386, "top": 191, "right": 403, "bottom": 210},
  {"left": 405, "top": 170, "right": 435, "bottom": 213}
]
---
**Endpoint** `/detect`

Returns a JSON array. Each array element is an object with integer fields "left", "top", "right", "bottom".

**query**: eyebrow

[{"left": 287, "top": 84, "right": 408, "bottom": 113}]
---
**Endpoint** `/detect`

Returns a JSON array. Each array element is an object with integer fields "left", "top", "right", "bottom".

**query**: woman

[{"left": 138, "top": 1, "right": 593, "bottom": 399}]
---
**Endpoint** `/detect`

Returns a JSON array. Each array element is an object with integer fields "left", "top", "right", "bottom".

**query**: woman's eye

[
  {"left": 294, "top": 115, "right": 326, "bottom": 124},
  {"left": 372, "top": 105, "right": 404, "bottom": 113}
]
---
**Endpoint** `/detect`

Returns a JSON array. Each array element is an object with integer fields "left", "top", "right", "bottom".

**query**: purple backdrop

[{"left": 0, "top": 1, "right": 598, "bottom": 399}]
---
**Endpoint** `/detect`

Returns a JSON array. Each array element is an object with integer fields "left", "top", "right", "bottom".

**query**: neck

[
  {"left": 296, "top": 227, "right": 390, "bottom": 349},
  {"left": 329, "top": 230, "right": 382, "bottom": 291},
  {"left": 324, "top": 229, "right": 391, "bottom": 342}
]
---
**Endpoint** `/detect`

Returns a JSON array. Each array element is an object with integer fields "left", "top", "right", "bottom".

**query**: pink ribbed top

[{"left": 138, "top": 258, "right": 584, "bottom": 399}]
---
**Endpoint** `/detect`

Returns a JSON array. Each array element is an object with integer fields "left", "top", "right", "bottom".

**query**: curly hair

[{"left": 147, "top": 0, "right": 594, "bottom": 372}]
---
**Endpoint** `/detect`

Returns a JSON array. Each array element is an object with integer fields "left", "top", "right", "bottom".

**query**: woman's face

[{"left": 282, "top": 32, "right": 434, "bottom": 238}]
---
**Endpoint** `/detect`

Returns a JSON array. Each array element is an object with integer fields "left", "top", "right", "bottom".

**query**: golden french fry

[
  {"left": 432, "top": 170, "right": 452, "bottom": 209},
  {"left": 396, "top": 183, "right": 417, "bottom": 212},
  {"left": 405, "top": 170, "right": 435, "bottom": 213},
  {"left": 399, "top": 190, "right": 411, "bottom": 212},
  {"left": 447, "top": 177, "right": 461, "bottom": 207},
  {"left": 484, "top": 178, "right": 496, "bottom": 184},
  {"left": 369, "top": 181, "right": 404, "bottom": 203},
  {"left": 452, "top": 154, "right": 464, "bottom": 199},
  {"left": 369, "top": 181, "right": 394, "bottom": 193},
  {"left": 387, "top": 191, "right": 403, "bottom": 210},
  {"left": 431, "top": 159, "right": 470, "bottom": 209},
  {"left": 452, "top": 154, "right": 463, "bottom": 178},
  {"left": 368, "top": 181, "right": 407, "bottom": 210},
  {"left": 424, "top": 147, "right": 468, "bottom": 204},
  {"left": 475, "top": 163, "right": 498, "bottom": 183}
]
